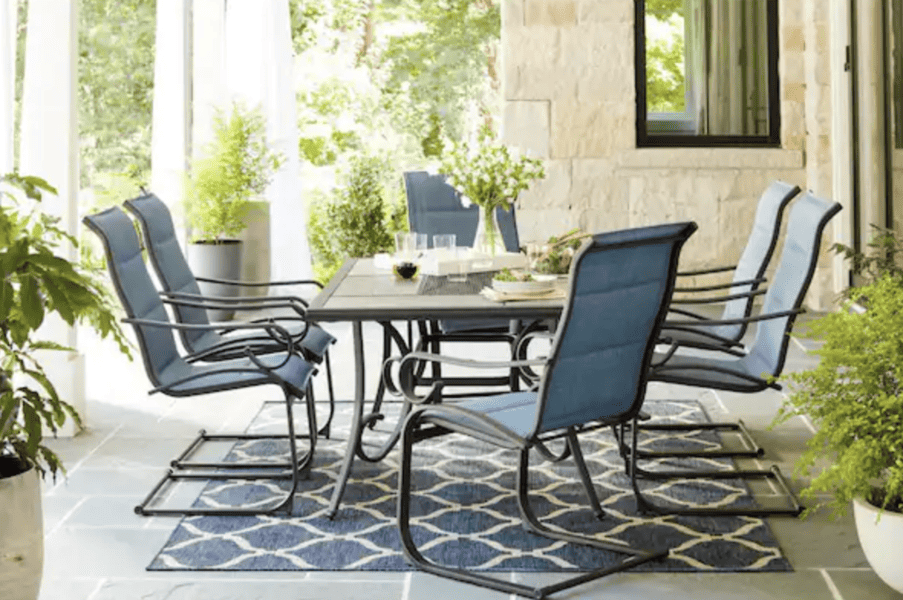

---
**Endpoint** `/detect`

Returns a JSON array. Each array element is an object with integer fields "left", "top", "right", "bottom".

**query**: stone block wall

[{"left": 501, "top": 0, "right": 842, "bottom": 309}]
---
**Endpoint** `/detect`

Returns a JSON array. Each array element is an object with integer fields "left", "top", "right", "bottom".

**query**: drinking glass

[
  {"left": 433, "top": 234, "right": 456, "bottom": 260},
  {"left": 395, "top": 232, "right": 414, "bottom": 261},
  {"left": 448, "top": 246, "right": 470, "bottom": 282}
]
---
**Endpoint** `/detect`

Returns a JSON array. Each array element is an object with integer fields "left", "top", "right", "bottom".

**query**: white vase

[
  {"left": 473, "top": 206, "right": 506, "bottom": 256},
  {"left": 853, "top": 496, "right": 903, "bottom": 593}
]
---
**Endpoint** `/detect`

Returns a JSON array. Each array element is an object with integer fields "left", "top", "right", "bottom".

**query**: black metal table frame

[{"left": 305, "top": 258, "right": 564, "bottom": 518}]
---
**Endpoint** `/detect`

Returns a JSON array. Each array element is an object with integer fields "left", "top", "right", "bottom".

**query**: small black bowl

[{"left": 393, "top": 262, "right": 418, "bottom": 280}]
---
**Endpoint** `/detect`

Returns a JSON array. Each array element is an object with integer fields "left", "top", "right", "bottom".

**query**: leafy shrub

[
  {"left": 185, "top": 103, "right": 283, "bottom": 242},
  {"left": 774, "top": 275, "right": 903, "bottom": 517},
  {"left": 308, "top": 154, "right": 407, "bottom": 282},
  {"left": 832, "top": 224, "right": 903, "bottom": 290}
]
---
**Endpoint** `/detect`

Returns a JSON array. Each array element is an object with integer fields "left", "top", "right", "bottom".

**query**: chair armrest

[
  {"left": 666, "top": 306, "right": 707, "bottom": 320},
  {"left": 383, "top": 351, "right": 547, "bottom": 404},
  {"left": 673, "top": 277, "right": 766, "bottom": 293},
  {"left": 677, "top": 264, "right": 736, "bottom": 277},
  {"left": 662, "top": 307, "right": 804, "bottom": 329},
  {"left": 195, "top": 276, "right": 323, "bottom": 290},
  {"left": 121, "top": 318, "right": 299, "bottom": 364},
  {"left": 670, "top": 287, "right": 766, "bottom": 305},
  {"left": 161, "top": 291, "right": 310, "bottom": 312}
]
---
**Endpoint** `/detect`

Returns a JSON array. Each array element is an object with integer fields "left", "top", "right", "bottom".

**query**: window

[{"left": 635, "top": 0, "right": 780, "bottom": 147}]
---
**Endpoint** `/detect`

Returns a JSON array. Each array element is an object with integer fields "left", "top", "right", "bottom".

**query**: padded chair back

[
  {"left": 739, "top": 192, "right": 842, "bottom": 379},
  {"left": 715, "top": 180, "right": 801, "bottom": 337},
  {"left": 533, "top": 222, "right": 698, "bottom": 435},
  {"left": 403, "top": 171, "right": 519, "bottom": 251},
  {"left": 124, "top": 193, "right": 211, "bottom": 348},
  {"left": 83, "top": 207, "right": 188, "bottom": 389}
]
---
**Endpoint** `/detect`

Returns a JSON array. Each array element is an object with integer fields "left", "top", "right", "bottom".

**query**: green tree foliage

[
  {"left": 307, "top": 154, "right": 406, "bottom": 282},
  {"left": 644, "top": 0, "right": 685, "bottom": 113},
  {"left": 185, "top": 104, "right": 284, "bottom": 242},
  {"left": 78, "top": 0, "right": 155, "bottom": 188},
  {"left": 646, "top": 32, "right": 685, "bottom": 113},
  {"left": 378, "top": 0, "right": 500, "bottom": 148}
]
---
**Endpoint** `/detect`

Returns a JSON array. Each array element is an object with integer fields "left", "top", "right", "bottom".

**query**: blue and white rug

[{"left": 148, "top": 400, "right": 792, "bottom": 572}]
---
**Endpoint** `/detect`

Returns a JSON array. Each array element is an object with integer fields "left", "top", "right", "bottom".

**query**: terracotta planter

[
  {"left": 0, "top": 457, "right": 43, "bottom": 600},
  {"left": 853, "top": 496, "right": 903, "bottom": 592}
]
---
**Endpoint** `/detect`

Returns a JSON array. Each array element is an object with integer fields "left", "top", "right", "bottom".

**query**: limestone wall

[{"left": 501, "top": 0, "right": 842, "bottom": 308}]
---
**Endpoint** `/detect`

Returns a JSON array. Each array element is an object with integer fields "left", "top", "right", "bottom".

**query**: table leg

[{"left": 326, "top": 320, "right": 365, "bottom": 520}]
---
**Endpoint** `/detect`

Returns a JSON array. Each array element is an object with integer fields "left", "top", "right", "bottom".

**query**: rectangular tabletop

[{"left": 306, "top": 258, "right": 565, "bottom": 322}]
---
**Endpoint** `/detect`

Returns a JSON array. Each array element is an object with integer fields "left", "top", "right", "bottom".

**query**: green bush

[
  {"left": 774, "top": 275, "right": 903, "bottom": 517},
  {"left": 308, "top": 154, "right": 407, "bottom": 282},
  {"left": 185, "top": 103, "right": 283, "bottom": 242}
]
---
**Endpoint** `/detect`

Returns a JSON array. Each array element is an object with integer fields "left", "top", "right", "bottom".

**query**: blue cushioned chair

[
  {"left": 123, "top": 193, "right": 337, "bottom": 436},
  {"left": 385, "top": 221, "right": 697, "bottom": 598},
  {"left": 627, "top": 191, "right": 842, "bottom": 517},
  {"left": 402, "top": 171, "right": 526, "bottom": 397},
  {"left": 661, "top": 180, "right": 801, "bottom": 355},
  {"left": 84, "top": 206, "right": 319, "bottom": 517}
]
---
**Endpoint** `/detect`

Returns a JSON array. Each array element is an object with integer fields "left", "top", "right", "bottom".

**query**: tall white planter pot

[
  {"left": 187, "top": 239, "right": 242, "bottom": 322},
  {"left": 0, "top": 457, "right": 43, "bottom": 600},
  {"left": 853, "top": 496, "right": 903, "bottom": 592}
]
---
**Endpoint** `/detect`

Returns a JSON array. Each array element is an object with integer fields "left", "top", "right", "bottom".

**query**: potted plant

[
  {"left": 184, "top": 102, "right": 283, "bottom": 320},
  {"left": 773, "top": 273, "right": 903, "bottom": 592},
  {"left": 0, "top": 173, "right": 130, "bottom": 600}
]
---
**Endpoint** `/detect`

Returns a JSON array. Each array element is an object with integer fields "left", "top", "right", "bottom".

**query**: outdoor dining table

[{"left": 305, "top": 256, "right": 567, "bottom": 518}]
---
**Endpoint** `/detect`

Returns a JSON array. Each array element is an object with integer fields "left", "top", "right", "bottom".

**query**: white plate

[{"left": 491, "top": 277, "right": 556, "bottom": 295}]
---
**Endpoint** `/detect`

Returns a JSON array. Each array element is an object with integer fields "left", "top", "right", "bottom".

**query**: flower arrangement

[{"left": 440, "top": 130, "right": 545, "bottom": 252}]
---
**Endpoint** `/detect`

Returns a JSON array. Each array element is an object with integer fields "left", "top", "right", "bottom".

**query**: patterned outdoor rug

[{"left": 147, "top": 400, "right": 792, "bottom": 573}]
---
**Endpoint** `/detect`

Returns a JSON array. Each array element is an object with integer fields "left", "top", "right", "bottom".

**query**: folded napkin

[{"left": 479, "top": 286, "right": 566, "bottom": 302}]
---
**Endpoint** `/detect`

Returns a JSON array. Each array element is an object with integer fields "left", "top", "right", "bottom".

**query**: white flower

[{"left": 460, "top": 194, "right": 472, "bottom": 208}]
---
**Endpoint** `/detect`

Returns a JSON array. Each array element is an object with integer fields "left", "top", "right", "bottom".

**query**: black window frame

[{"left": 634, "top": 0, "right": 782, "bottom": 148}]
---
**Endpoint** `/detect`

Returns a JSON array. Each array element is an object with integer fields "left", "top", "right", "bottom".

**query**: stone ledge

[{"left": 617, "top": 148, "right": 805, "bottom": 170}]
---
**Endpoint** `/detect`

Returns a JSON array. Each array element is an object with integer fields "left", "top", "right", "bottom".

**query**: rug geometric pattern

[{"left": 148, "top": 400, "right": 792, "bottom": 573}]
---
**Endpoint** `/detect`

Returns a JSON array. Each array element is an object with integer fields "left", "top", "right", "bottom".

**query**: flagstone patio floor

[{"left": 37, "top": 315, "right": 901, "bottom": 600}]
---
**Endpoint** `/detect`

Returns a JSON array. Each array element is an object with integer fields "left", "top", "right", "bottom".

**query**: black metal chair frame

[
  {"left": 663, "top": 181, "right": 801, "bottom": 355},
  {"left": 383, "top": 222, "right": 698, "bottom": 598},
  {"left": 84, "top": 208, "right": 320, "bottom": 517},
  {"left": 620, "top": 193, "right": 841, "bottom": 517},
  {"left": 123, "top": 194, "right": 337, "bottom": 437}
]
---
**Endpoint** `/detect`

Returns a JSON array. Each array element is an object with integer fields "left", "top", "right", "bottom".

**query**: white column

[
  {"left": 18, "top": 0, "right": 84, "bottom": 432},
  {"left": 225, "top": 0, "right": 313, "bottom": 289},
  {"left": 830, "top": 0, "right": 854, "bottom": 296},
  {"left": 0, "top": 0, "right": 15, "bottom": 173},
  {"left": 150, "top": 0, "right": 191, "bottom": 224}
]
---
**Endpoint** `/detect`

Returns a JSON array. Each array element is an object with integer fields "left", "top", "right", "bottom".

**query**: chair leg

[
  {"left": 317, "top": 349, "right": 336, "bottom": 438},
  {"left": 135, "top": 386, "right": 317, "bottom": 517},
  {"left": 397, "top": 412, "right": 667, "bottom": 599},
  {"left": 565, "top": 430, "right": 605, "bottom": 520},
  {"left": 620, "top": 421, "right": 802, "bottom": 518}
]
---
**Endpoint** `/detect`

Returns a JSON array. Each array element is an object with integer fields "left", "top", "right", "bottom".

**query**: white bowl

[{"left": 491, "top": 277, "right": 556, "bottom": 295}]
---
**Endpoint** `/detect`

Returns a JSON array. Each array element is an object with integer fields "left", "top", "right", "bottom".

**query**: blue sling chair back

[
  {"left": 123, "top": 193, "right": 337, "bottom": 437},
  {"left": 628, "top": 191, "right": 842, "bottom": 517},
  {"left": 401, "top": 171, "right": 525, "bottom": 397},
  {"left": 385, "top": 221, "right": 697, "bottom": 598},
  {"left": 662, "top": 180, "right": 801, "bottom": 355},
  {"left": 84, "top": 206, "right": 319, "bottom": 517}
]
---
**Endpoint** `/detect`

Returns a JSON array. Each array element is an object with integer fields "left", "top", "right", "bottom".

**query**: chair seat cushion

[
  {"left": 162, "top": 353, "right": 317, "bottom": 398},
  {"left": 649, "top": 351, "right": 767, "bottom": 393},
  {"left": 420, "top": 391, "right": 538, "bottom": 441},
  {"left": 439, "top": 318, "right": 513, "bottom": 334},
  {"left": 192, "top": 322, "right": 336, "bottom": 360}
]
